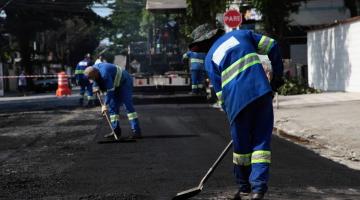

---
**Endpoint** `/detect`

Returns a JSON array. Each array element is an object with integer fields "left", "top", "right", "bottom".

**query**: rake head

[{"left": 172, "top": 187, "right": 202, "bottom": 200}]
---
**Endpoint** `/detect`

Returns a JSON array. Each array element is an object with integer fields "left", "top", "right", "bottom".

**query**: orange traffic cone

[{"left": 56, "top": 71, "right": 72, "bottom": 96}]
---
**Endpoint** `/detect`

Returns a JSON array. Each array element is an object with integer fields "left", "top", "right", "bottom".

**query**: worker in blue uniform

[
  {"left": 84, "top": 62, "right": 142, "bottom": 139},
  {"left": 182, "top": 50, "right": 206, "bottom": 94},
  {"left": 75, "top": 54, "right": 94, "bottom": 106},
  {"left": 188, "top": 24, "right": 284, "bottom": 200}
]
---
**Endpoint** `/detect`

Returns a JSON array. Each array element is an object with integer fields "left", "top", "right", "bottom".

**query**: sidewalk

[{"left": 274, "top": 92, "right": 360, "bottom": 170}]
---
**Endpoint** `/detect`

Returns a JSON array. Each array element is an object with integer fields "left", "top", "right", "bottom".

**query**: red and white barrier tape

[{"left": 0, "top": 75, "right": 74, "bottom": 79}]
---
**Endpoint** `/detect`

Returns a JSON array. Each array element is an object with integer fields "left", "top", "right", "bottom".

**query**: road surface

[{"left": 1, "top": 95, "right": 360, "bottom": 199}]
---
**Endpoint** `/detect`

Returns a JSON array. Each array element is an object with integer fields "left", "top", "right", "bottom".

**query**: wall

[
  {"left": 290, "top": 0, "right": 350, "bottom": 26},
  {"left": 307, "top": 19, "right": 360, "bottom": 92}
]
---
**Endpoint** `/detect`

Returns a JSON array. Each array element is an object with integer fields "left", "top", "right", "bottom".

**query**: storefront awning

[{"left": 146, "top": 0, "right": 186, "bottom": 11}]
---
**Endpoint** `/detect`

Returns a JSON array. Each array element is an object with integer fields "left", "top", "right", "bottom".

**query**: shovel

[
  {"left": 172, "top": 140, "right": 233, "bottom": 200},
  {"left": 96, "top": 92, "right": 119, "bottom": 141}
]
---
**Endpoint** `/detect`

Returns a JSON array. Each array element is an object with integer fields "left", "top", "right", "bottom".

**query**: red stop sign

[{"left": 224, "top": 9, "right": 242, "bottom": 28}]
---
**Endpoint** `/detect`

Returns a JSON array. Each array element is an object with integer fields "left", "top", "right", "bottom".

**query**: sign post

[
  {"left": 223, "top": 9, "right": 242, "bottom": 29},
  {"left": 0, "top": 63, "right": 4, "bottom": 96}
]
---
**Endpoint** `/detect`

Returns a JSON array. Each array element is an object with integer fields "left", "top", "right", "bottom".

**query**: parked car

[{"left": 33, "top": 75, "right": 58, "bottom": 92}]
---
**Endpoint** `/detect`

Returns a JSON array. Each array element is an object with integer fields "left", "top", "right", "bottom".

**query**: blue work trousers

[
  {"left": 108, "top": 76, "right": 141, "bottom": 134},
  {"left": 230, "top": 92, "right": 273, "bottom": 193},
  {"left": 191, "top": 69, "right": 205, "bottom": 94},
  {"left": 79, "top": 80, "right": 94, "bottom": 101}
]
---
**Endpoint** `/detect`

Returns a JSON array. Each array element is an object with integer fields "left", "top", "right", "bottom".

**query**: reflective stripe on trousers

[
  {"left": 190, "top": 58, "right": 204, "bottom": 64},
  {"left": 127, "top": 112, "right": 138, "bottom": 121},
  {"left": 233, "top": 150, "right": 271, "bottom": 166},
  {"left": 110, "top": 114, "right": 119, "bottom": 123},
  {"left": 216, "top": 91, "right": 223, "bottom": 104},
  {"left": 87, "top": 95, "right": 95, "bottom": 100},
  {"left": 233, "top": 152, "right": 251, "bottom": 166},
  {"left": 75, "top": 70, "right": 85, "bottom": 75}
]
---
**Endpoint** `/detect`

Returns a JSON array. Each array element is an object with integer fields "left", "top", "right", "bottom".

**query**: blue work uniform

[
  {"left": 183, "top": 51, "right": 206, "bottom": 94},
  {"left": 94, "top": 62, "right": 141, "bottom": 135},
  {"left": 75, "top": 59, "right": 94, "bottom": 103},
  {"left": 205, "top": 30, "right": 283, "bottom": 193}
]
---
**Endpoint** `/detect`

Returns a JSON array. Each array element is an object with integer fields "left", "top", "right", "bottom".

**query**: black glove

[{"left": 270, "top": 75, "right": 284, "bottom": 93}]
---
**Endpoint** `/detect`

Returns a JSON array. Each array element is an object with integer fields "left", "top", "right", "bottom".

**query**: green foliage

[
  {"left": 107, "top": 0, "right": 146, "bottom": 47},
  {"left": 139, "top": 10, "right": 154, "bottom": 38},
  {"left": 3, "top": 0, "right": 103, "bottom": 72},
  {"left": 251, "top": 0, "right": 305, "bottom": 39},
  {"left": 278, "top": 78, "right": 321, "bottom": 96},
  {"left": 184, "top": 0, "right": 226, "bottom": 37},
  {"left": 344, "top": 0, "right": 360, "bottom": 17}
]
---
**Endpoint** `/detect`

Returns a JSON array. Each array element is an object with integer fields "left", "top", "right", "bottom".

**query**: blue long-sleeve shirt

[
  {"left": 93, "top": 62, "right": 128, "bottom": 106},
  {"left": 183, "top": 51, "right": 206, "bottom": 71},
  {"left": 205, "top": 30, "right": 284, "bottom": 124},
  {"left": 75, "top": 59, "right": 91, "bottom": 82}
]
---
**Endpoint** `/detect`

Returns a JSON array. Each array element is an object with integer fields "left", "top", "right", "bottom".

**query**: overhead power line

[{"left": 0, "top": 0, "right": 15, "bottom": 10}]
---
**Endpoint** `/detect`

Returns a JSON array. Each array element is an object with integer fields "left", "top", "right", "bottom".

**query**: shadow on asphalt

[
  {"left": 97, "top": 139, "right": 137, "bottom": 144},
  {"left": 141, "top": 134, "right": 199, "bottom": 139}
]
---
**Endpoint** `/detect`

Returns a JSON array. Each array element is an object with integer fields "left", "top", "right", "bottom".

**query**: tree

[
  {"left": 2, "top": 0, "right": 103, "bottom": 73},
  {"left": 344, "top": 0, "right": 360, "bottom": 17},
  {"left": 106, "top": 0, "right": 146, "bottom": 48},
  {"left": 251, "top": 0, "right": 305, "bottom": 39},
  {"left": 186, "top": 0, "right": 226, "bottom": 29}
]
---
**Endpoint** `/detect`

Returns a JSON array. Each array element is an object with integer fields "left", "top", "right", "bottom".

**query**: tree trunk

[
  {"left": 344, "top": 0, "right": 359, "bottom": 17},
  {"left": 18, "top": 36, "right": 32, "bottom": 75}
]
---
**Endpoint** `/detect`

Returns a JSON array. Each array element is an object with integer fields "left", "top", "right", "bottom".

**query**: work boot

[
  {"left": 87, "top": 99, "right": 94, "bottom": 107},
  {"left": 128, "top": 130, "right": 142, "bottom": 139},
  {"left": 233, "top": 188, "right": 251, "bottom": 200},
  {"left": 79, "top": 98, "right": 84, "bottom": 105},
  {"left": 233, "top": 191, "right": 250, "bottom": 200},
  {"left": 251, "top": 192, "right": 265, "bottom": 200}
]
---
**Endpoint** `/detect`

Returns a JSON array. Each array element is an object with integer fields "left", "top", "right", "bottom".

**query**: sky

[
  {"left": 92, "top": 5, "right": 113, "bottom": 17},
  {"left": 91, "top": 1, "right": 115, "bottom": 18}
]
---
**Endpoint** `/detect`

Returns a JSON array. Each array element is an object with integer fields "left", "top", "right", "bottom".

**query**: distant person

[
  {"left": 95, "top": 54, "right": 104, "bottom": 65},
  {"left": 75, "top": 54, "right": 94, "bottom": 106},
  {"left": 18, "top": 71, "right": 27, "bottom": 96},
  {"left": 188, "top": 24, "right": 284, "bottom": 200},
  {"left": 84, "top": 62, "right": 142, "bottom": 139},
  {"left": 182, "top": 50, "right": 206, "bottom": 95}
]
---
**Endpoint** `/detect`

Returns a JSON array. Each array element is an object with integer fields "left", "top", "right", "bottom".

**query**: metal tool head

[{"left": 172, "top": 187, "right": 202, "bottom": 200}]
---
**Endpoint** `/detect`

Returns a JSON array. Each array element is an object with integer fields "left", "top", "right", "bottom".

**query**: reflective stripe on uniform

[
  {"left": 87, "top": 95, "right": 95, "bottom": 100},
  {"left": 251, "top": 150, "right": 271, "bottom": 164},
  {"left": 79, "top": 61, "right": 88, "bottom": 66},
  {"left": 257, "top": 36, "right": 274, "bottom": 55},
  {"left": 110, "top": 114, "right": 119, "bottom": 122},
  {"left": 192, "top": 85, "right": 198, "bottom": 89},
  {"left": 75, "top": 70, "right": 85, "bottom": 75},
  {"left": 221, "top": 53, "right": 261, "bottom": 88},
  {"left": 113, "top": 65, "right": 123, "bottom": 88},
  {"left": 216, "top": 91, "right": 223, "bottom": 104},
  {"left": 190, "top": 58, "right": 204, "bottom": 64},
  {"left": 212, "top": 36, "right": 240, "bottom": 66},
  {"left": 197, "top": 84, "right": 203, "bottom": 89},
  {"left": 233, "top": 152, "right": 251, "bottom": 166},
  {"left": 107, "top": 88, "right": 115, "bottom": 92},
  {"left": 127, "top": 112, "right": 138, "bottom": 120}
]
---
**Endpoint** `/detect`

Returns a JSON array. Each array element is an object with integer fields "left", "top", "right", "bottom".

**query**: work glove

[
  {"left": 93, "top": 88, "right": 100, "bottom": 94},
  {"left": 270, "top": 75, "right": 284, "bottom": 93},
  {"left": 101, "top": 105, "right": 108, "bottom": 115}
]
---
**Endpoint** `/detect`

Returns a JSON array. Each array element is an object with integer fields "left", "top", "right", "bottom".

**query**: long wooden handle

[
  {"left": 198, "top": 140, "right": 233, "bottom": 188},
  {"left": 96, "top": 92, "right": 119, "bottom": 140}
]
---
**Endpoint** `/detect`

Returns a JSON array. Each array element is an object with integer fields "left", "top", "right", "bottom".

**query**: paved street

[{"left": 1, "top": 97, "right": 360, "bottom": 199}]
